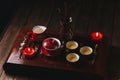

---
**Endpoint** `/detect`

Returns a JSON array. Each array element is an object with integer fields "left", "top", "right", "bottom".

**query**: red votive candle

[
  {"left": 23, "top": 47, "right": 35, "bottom": 58},
  {"left": 91, "top": 32, "right": 103, "bottom": 41}
]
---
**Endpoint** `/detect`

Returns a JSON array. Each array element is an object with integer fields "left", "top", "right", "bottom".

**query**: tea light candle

[
  {"left": 91, "top": 32, "right": 103, "bottom": 41},
  {"left": 23, "top": 47, "right": 35, "bottom": 58}
]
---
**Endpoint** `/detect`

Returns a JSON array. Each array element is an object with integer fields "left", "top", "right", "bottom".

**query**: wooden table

[
  {"left": 3, "top": 27, "right": 109, "bottom": 80},
  {"left": 1, "top": 0, "right": 120, "bottom": 80}
]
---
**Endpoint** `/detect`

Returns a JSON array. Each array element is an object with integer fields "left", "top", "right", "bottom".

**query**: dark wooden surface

[
  {"left": 3, "top": 27, "right": 109, "bottom": 80},
  {"left": 0, "top": 0, "right": 120, "bottom": 80}
]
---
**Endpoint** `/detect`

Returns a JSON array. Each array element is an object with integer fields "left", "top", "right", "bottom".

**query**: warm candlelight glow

[
  {"left": 28, "top": 48, "right": 30, "bottom": 52},
  {"left": 96, "top": 32, "right": 99, "bottom": 37},
  {"left": 91, "top": 32, "right": 103, "bottom": 41},
  {"left": 23, "top": 47, "right": 35, "bottom": 58}
]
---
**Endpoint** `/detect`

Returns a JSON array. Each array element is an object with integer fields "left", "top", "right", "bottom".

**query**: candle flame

[
  {"left": 96, "top": 32, "right": 99, "bottom": 37},
  {"left": 28, "top": 48, "right": 31, "bottom": 51}
]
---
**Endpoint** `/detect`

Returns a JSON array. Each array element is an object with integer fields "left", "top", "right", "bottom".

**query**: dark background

[{"left": 0, "top": 0, "right": 18, "bottom": 41}]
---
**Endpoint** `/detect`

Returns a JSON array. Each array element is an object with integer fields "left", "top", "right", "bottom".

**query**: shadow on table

[{"left": 5, "top": 68, "right": 103, "bottom": 80}]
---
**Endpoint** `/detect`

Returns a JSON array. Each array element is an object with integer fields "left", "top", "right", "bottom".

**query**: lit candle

[
  {"left": 23, "top": 47, "right": 35, "bottom": 58},
  {"left": 91, "top": 32, "right": 103, "bottom": 41}
]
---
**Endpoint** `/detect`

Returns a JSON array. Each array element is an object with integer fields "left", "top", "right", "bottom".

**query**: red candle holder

[
  {"left": 23, "top": 47, "right": 35, "bottom": 58},
  {"left": 91, "top": 32, "right": 103, "bottom": 41}
]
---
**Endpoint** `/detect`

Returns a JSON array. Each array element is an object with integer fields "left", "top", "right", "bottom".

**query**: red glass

[
  {"left": 23, "top": 47, "right": 35, "bottom": 58},
  {"left": 41, "top": 37, "right": 61, "bottom": 56},
  {"left": 91, "top": 32, "right": 103, "bottom": 41}
]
